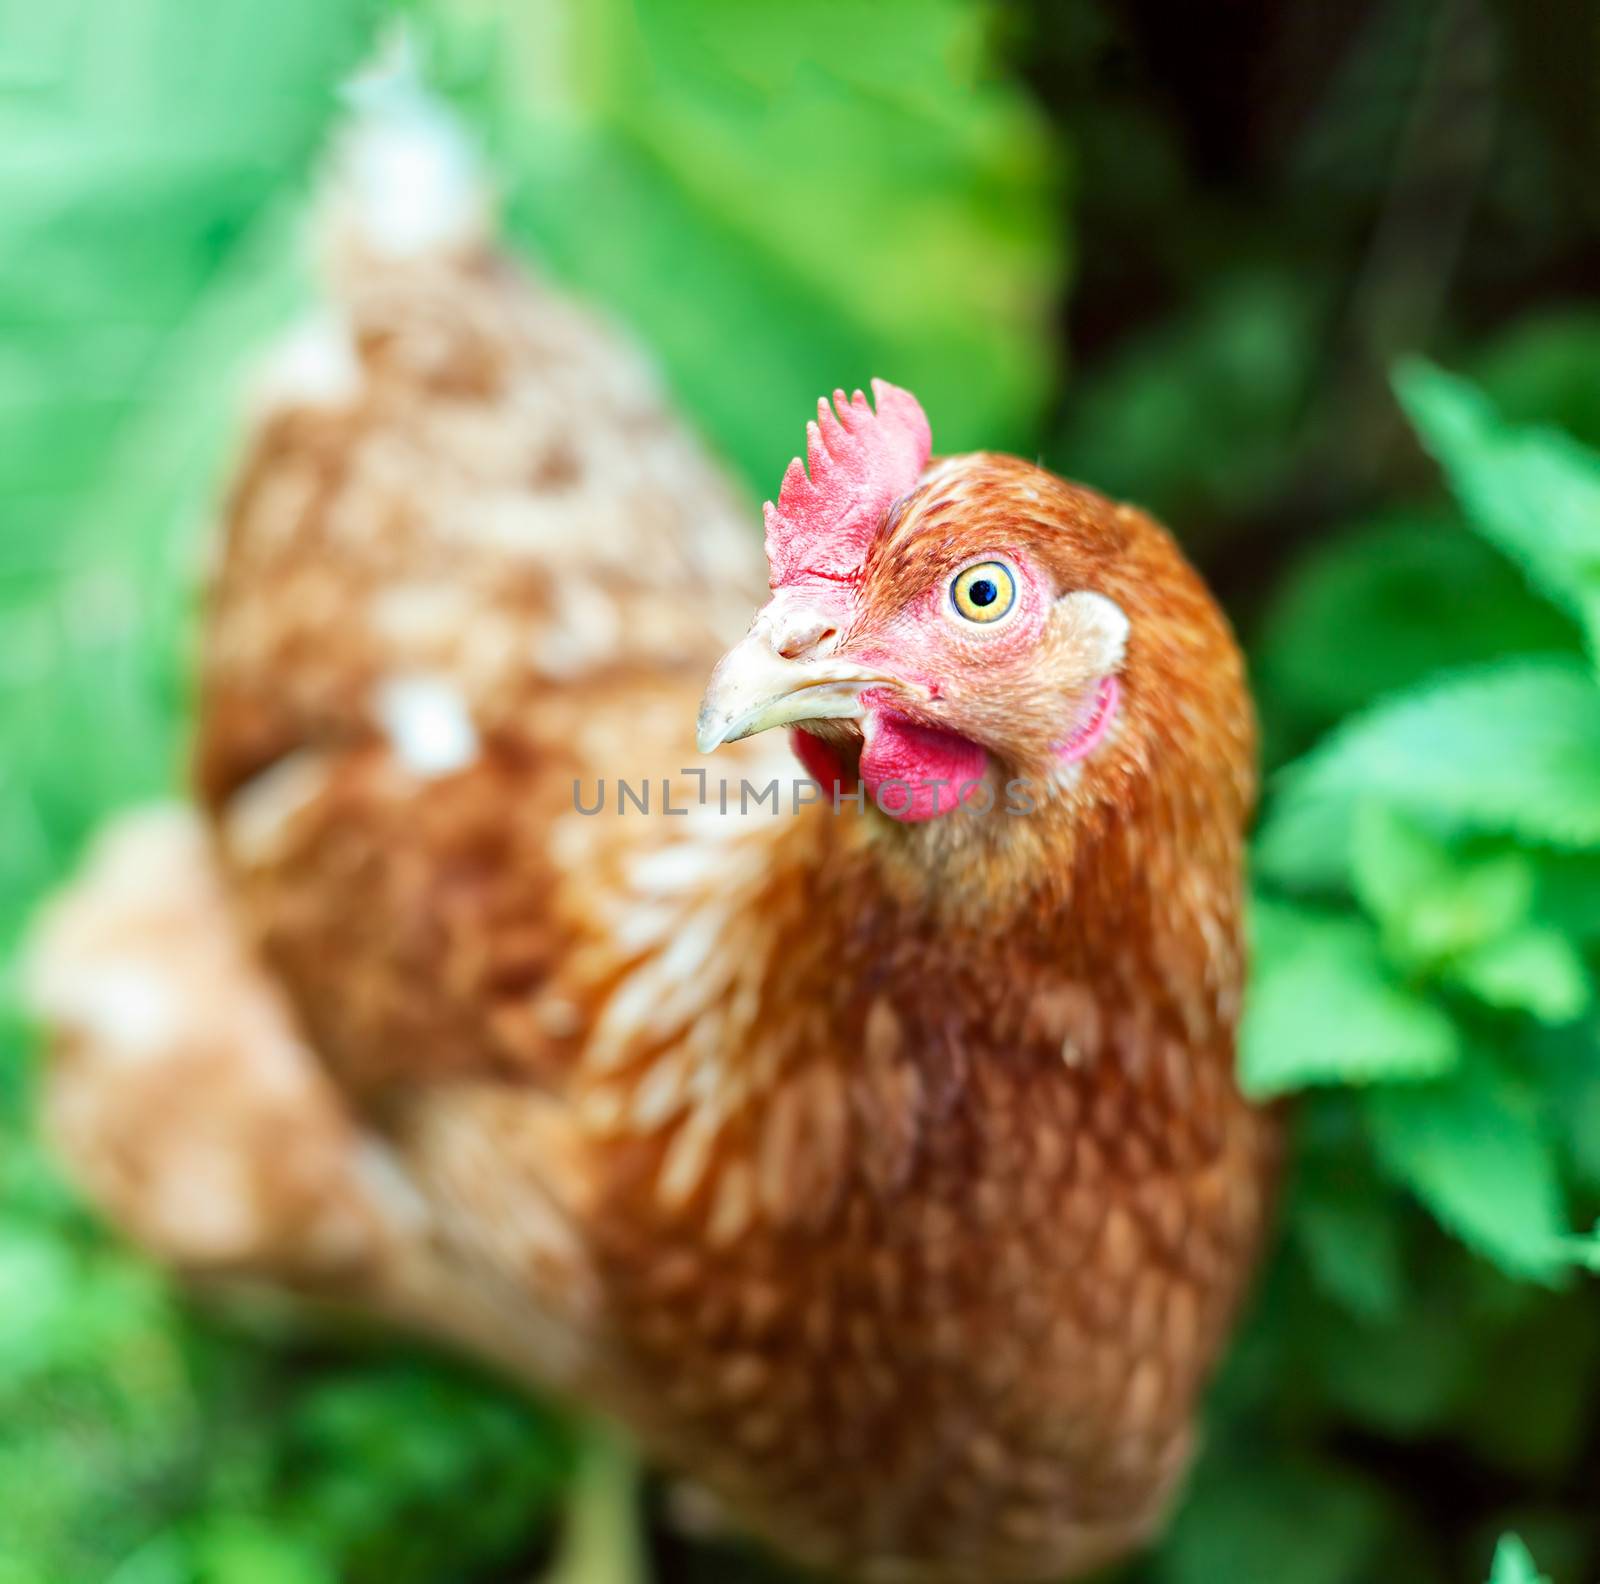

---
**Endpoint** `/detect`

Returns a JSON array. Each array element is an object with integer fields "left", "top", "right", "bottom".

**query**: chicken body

[{"left": 28, "top": 153, "right": 1275, "bottom": 1584}]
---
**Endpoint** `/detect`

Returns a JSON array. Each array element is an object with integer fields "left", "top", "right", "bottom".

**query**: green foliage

[
  {"left": 1237, "top": 362, "right": 1600, "bottom": 1582},
  {"left": 0, "top": 0, "right": 379, "bottom": 557},
  {"left": 1248, "top": 375, "right": 1600, "bottom": 1270},
  {"left": 1489, "top": 1536, "right": 1552, "bottom": 1584},
  {"left": 1251, "top": 513, "right": 1581, "bottom": 752},
  {"left": 411, "top": 0, "right": 1062, "bottom": 490},
  {"left": 1256, "top": 657, "right": 1600, "bottom": 890},
  {"left": 1366, "top": 1063, "right": 1565, "bottom": 1282},
  {"left": 1351, "top": 809, "right": 1591, "bottom": 1024},
  {"left": 1397, "top": 363, "right": 1600, "bottom": 667},
  {"left": 1240, "top": 901, "right": 1461, "bottom": 1095}
]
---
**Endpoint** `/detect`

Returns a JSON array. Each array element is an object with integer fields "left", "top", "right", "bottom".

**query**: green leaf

[
  {"left": 1367, "top": 1065, "right": 1566, "bottom": 1280},
  {"left": 1487, "top": 1534, "right": 1552, "bottom": 1584},
  {"left": 1241, "top": 901, "right": 1462, "bottom": 1096},
  {"left": 1396, "top": 361, "right": 1600, "bottom": 665},
  {"left": 1448, "top": 927, "right": 1591, "bottom": 1025},
  {"left": 1351, "top": 805, "right": 1535, "bottom": 965},
  {"left": 1257, "top": 658, "right": 1600, "bottom": 890},
  {"left": 1345, "top": 808, "right": 1589, "bottom": 1020},
  {"left": 1253, "top": 513, "right": 1583, "bottom": 737}
]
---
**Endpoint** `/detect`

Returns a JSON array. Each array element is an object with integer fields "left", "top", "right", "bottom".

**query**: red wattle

[
  {"left": 859, "top": 712, "right": 989, "bottom": 822},
  {"left": 789, "top": 728, "right": 852, "bottom": 796}
]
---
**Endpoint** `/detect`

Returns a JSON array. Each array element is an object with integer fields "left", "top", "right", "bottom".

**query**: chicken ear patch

[
  {"left": 763, "top": 379, "right": 932, "bottom": 588},
  {"left": 1050, "top": 590, "right": 1129, "bottom": 676}
]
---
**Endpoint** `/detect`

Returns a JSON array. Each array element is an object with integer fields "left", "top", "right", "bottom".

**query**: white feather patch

[{"left": 373, "top": 674, "right": 480, "bottom": 779}]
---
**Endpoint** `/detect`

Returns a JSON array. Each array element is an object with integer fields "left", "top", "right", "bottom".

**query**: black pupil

[{"left": 968, "top": 577, "right": 998, "bottom": 608}]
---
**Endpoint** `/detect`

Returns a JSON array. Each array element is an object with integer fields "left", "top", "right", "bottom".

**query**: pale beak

[{"left": 695, "top": 631, "right": 901, "bottom": 753}]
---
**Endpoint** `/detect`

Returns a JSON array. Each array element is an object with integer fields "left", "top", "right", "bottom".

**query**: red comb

[{"left": 763, "top": 379, "right": 932, "bottom": 587}]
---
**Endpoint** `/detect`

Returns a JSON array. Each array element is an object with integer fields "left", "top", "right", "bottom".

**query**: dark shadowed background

[{"left": 3, "top": 1, "right": 1599, "bottom": 1580}]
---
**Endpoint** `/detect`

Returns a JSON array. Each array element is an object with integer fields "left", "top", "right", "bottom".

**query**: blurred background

[{"left": 3, "top": 1, "right": 1599, "bottom": 1580}]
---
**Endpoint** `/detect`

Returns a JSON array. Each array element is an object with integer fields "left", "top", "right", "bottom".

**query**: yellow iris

[{"left": 949, "top": 561, "right": 1017, "bottom": 624}]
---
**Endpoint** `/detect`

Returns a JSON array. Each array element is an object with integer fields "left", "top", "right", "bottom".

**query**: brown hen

[{"left": 26, "top": 111, "right": 1276, "bottom": 1584}]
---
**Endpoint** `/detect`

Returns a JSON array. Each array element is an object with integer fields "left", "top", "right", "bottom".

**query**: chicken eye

[{"left": 950, "top": 561, "right": 1017, "bottom": 625}]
